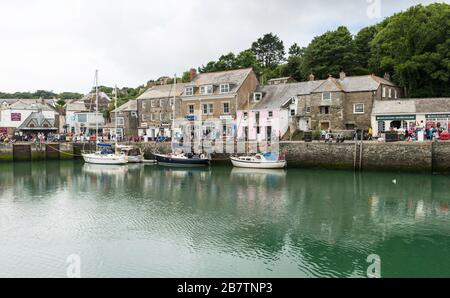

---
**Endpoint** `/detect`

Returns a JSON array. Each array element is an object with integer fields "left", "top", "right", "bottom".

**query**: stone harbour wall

[{"left": 1, "top": 141, "right": 450, "bottom": 173}]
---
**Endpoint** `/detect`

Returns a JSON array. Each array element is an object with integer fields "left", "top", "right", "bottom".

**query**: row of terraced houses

[{"left": 107, "top": 67, "right": 450, "bottom": 142}]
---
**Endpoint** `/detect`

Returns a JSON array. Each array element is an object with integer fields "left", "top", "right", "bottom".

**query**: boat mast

[
  {"left": 114, "top": 85, "right": 118, "bottom": 148},
  {"left": 95, "top": 69, "right": 99, "bottom": 145},
  {"left": 246, "top": 92, "right": 250, "bottom": 155},
  {"left": 172, "top": 74, "right": 176, "bottom": 153}
]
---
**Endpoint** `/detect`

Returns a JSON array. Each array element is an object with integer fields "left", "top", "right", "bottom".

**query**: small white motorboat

[
  {"left": 117, "top": 145, "right": 144, "bottom": 163},
  {"left": 82, "top": 144, "right": 128, "bottom": 165},
  {"left": 230, "top": 153, "right": 287, "bottom": 169}
]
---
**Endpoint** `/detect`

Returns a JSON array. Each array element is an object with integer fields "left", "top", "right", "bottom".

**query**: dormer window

[
  {"left": 200, "top": 85, "right": 213, "bottom": 95},
  {"left": 220, "top": 84, "right": 230, "bottom": 94},
  {"left": 322, "top": 92, "right": 332, "bottom": 101},
  {"left": 185, "top": 87, "right": 194, "bottom": 96},
  {"left": 253, "top": 92, "right": 262, "bottom": 102}
]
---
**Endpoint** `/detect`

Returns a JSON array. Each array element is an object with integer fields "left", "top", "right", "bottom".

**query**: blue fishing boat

[{"left": 154, "top": 153, "right": 210, "bottom": 167}]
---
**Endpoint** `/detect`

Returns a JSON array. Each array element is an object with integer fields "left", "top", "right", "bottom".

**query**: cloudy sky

[{"left": 0, "top": 0, "right": 442, "bottom": 94}]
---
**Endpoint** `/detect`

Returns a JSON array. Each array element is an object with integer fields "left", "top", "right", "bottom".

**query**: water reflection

[{"left": 0, "top": 162, "right": 449, "bottom": 277}]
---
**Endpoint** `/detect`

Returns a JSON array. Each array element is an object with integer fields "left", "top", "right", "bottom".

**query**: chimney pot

[
  {"left": 384, "top": 72, "right": 391, "bottom": 81},
  {"left": 309, "top": 73, "right": 315, "bottom": 81},
  {"left": 339, "top": 71, "right": 346, "bottom": 80},
  {"left": 189, "top": 68, "right": 197, "bottom": 82}
]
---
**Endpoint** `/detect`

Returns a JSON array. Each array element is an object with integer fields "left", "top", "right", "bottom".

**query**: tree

[
  {"left": 301, "top": 26, "right": 357, "bottom": 79},
  {"left": 354, "top": 26, "right": 378, "bottom": 74},
  {"left": 369, "top": 3, "right": 450, "bottom": 97},
  {"left": 288, "top": 43, "right": 302, "bottom": 57},
  {"left": 236, "top": 49, "right": 262, "bottom": 75},
  {"left": 251, "top": 33, "right": 286, "bottom": 68},
  {"left": 181, "top": 71, "right": 191, "bottom": 83}
]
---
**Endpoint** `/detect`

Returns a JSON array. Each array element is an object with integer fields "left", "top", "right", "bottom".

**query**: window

[
  {"left": 151, "top": 114, "right": 155, "bottom": 121},
  {"left": 268, "top": 111, "right": 273, "bottom": 118},
  {"left": 220, "top": 84, "right": 230, "bottom": 93},
  {"left": 185, "top": 87, "right": 194, "bottom": 96},
  {"left": 253, "top": 92, "right": 262, "bottom": 102},
  {"left": 394, "top": 90, "right": 398, "bottom": 99},
  {"left": 151, "top": 100, "right": 157, "bottom": 107},
  {"left": 320, "top": 106, "right": 330, "bottom": 114},
  {"left": 223, "top": 102, "right": 230, "bottom": 114},
  {"left": 77, "top": 114, "right": 87, "bottom": 123},
  {"left": 202, "top": 104, "right": 213, "bottom": 115},
  {"left": 322, "top": 92, "right": 332, "bottom": 101},
  {"left": 170, "top": 98, "right": 174, "bottom": 106},
  {"left": 160, "top": 113, "right": 163, "bottom": 121},
  {"left": 160, "top": 99, "right": 164, "bottom": 107},
  {"left": 290, "top": 109, "right": 296, "bottom": 116},
  {"left": 388, "top": 88, "right": 392, "bottom": 98},
  {"left": 200, "top": 85, "right": 213, "bottom": 95},
  {"left": 188, "top": 104, "right": 195, "bottom": 115},
  {"left": 353, "top": 103, "right": 365, "bottom": 114},
  {"left": 244, "top": 112, "right": 248, "bottom": 119},
  {"left": 402, "top": 121, "right": 408, "bottom": 130},
  {"left": 117, "top": 117, "right": 125, "bottom": 126},
  {"left": 142, "top": 102, "right": 147, "bottom": 110},
  {"left": 142, "top": 114, "right": 147, "bottom": 121},
  {"left": 208, "top": 103, "right": 214, "bottom": 114},
  {"left": 382, "top": 87, "right": 386, "bottom": 98},
  {"left": 257, "top": 126, "right": 261, "bottom": 134},
  {"left": 306, "top": 107, "right": 311, "bottom": 113}
]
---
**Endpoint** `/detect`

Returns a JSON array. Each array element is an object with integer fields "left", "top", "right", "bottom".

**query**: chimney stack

[
  {"left": 339, "top": 71, "right": 346, "bottom": 80},
  {"left": 308, "top": 73, "right": 315, "bottom": 81},
  {"left": 384, "top": 72, "right": 391, "bottom": 81},
  {"left": 189, "top": 68, "right": 197, "bottom": 82}
]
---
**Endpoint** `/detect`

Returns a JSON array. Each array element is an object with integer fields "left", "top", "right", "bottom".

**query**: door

[
  {"left": 299, "top": 118, "right": 310, "bottom": 131},
  {"left": 266, "top": 126, "right": 272, "bottom": 142}
]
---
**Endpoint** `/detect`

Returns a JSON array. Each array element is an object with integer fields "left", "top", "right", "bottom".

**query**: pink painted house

[{"left": 236, "top": 84, "right": 299, "bottom": 142}]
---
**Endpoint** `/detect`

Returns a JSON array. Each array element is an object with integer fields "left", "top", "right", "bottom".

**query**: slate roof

[
  {"left": 312, "top": 75, "right": 396, "bottom": 93},
  {"left": 250, "top": 81, "right": 323, "bottom": 110},
  {"left": 137, "top": 83, "right": 187, "bottom": 100},
  {"left": 18, "top": 111, "right": 56, "bottom": 130},
  {"left": 183, "top": 68, "right": 253, "bottom": 96},
  {"left": 65, "top": 101, "right": 89, "bottom": 112},
  {"left": 372, "top": 98, "right": 450, "bottom": 115},
  {"left": 112, "top": 100, "right": 137, "bottom": 113},
  {"left": 1, "top": 99, "right": 57, "bottom": 110}
]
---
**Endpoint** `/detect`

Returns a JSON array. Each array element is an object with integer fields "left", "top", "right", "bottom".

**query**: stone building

[
  {"left": 292, "top": 72, "right": 402, "bottom": 132},
  {"left": 180, "top": 68, "right": 259, "bottom": 139},
  {"left": 371, "top": 97, "right": 450, "bottom": 137},
  {"left": 108, "top": 100, "right": 139, "bottom": 140},
  {"left": 137, "top": 83, "right": 187, "bottom": 140}
]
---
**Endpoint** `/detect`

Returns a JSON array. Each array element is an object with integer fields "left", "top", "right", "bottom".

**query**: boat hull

[
  {"left": 230, "top": 157, "right": 287, "bottom": 169},
  {"left": 127, "top": 155, "right": 144, "bottom": 163},
  {"left": 82, "top": 153, "right": 128, "bottom": 165},
  {"left": 154, "top": 154, "right": 210, "bottom": 167}
]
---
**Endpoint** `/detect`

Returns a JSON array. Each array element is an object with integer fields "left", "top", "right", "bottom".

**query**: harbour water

[{"left": 0, "top": 161, "right": 449, "bottom": 278}]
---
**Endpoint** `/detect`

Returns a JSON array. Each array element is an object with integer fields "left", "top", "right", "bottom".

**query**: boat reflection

[{"left": 82, "top": 163, "right": 129, "bottom": 176}]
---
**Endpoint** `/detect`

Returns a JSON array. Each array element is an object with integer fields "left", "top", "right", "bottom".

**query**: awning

[
  {"left": 376, "top": 115, "right": 416, "bottom": 121},
  {"left": 426, "top": 114, "right": 450, "bottom": 119}
]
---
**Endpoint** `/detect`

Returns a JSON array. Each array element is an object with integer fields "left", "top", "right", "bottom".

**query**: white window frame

[
  {"left": 117, "top": 117, "right": 125, "bottom": 126},
  {"left": 223, "top": 102, "right": 230, "bottom": 114},
  {"left": 382, "top": 87, "right": 386, "bottom": 98},
  {"left": 290, "top": 109, "right": 296, "bottom": 117},
  {"left": 188, "top": 104, "right": 195, "bottom": 115},
  {"left": 394, "top": 89, "right": 398, "bottom": 99},
  {"left": 208, "top": 103, "right": 214, "bottom": 115},
  {"left": 160, "top": 113, "right": 163, "bottom": 121},
  {"left": 142, "top": 114, "right": 147, "bottom": 121},
  {"left": 306, "top": 107, "right": 311, "bottom": 113},
  {"left": 142, "top": 102, "right": 147, "bottom": 110},
  {"left": 202, "top": 104, "right": 208, "bottom": 115},
  {"left": 200, "top": 85, "right": 213, "bottom": 95},
  {"left": 268, "top": 111, "right": 273, "bottom": 118},
  {"left": 150, "top": 114, "right": 155, "bottom": 121},
  {"left": 253, "top": 92, "right": 262, "bottom": 102},
  {"left": 322, "top": 92, "right": 332, "bottom": 101},
  {"left": 185, "top": 87, "right": 194, "bottom": 96},
  {"left": 353, "top": 103, "right": 365, "bottom": 114},
  {"left": 388, "top": 88, "right": 392, "bottom": 98},
  {"left": 151, "top": 100, "right": 157, "bottom": 107},
  {"left": 220, "top": 84, "right": 230, "bottom": 94},
  {"left": 160, "top": 99, "right": 164, "bottom": 107},
  {"left": 320, "top": 106, "right": 330, "bottom": 114}
]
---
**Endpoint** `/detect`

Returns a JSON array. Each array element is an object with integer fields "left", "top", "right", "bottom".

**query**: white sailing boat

[{"left": 82, "top": 72, "right": 128, "bottom": 165}]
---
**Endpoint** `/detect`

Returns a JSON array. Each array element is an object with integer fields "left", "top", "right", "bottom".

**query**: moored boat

[
  {"left": 230, "top": 153, "right": 287, "bottom": 169},
  {"left": 117, "top": 145, "right": 144, "bottom": 163},
  {"left": 82, "top": 144, "right": 128, "bottom": 165},
  {"left": 154, "top": 153, "right": 210, "bottom": 167}
]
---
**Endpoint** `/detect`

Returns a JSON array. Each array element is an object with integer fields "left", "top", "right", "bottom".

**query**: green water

[{"left": 0, "top": 161, "right": 449, "bottom": 278}]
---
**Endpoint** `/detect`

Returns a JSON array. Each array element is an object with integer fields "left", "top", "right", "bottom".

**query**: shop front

[
  {"left": 374, "top": 115, "right": 417, "bottom": 135},
  {"left": 425, "top": 114, "right": 450, "bottom": 132}
]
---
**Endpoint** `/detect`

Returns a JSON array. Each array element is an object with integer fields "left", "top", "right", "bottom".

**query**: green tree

[
  {"left": 369, "top": 3, "right": 450, "bottom": 97},
  {"left": 353, "top": 26, "right": 378, "bottom": 74},
  {"left": 301, "top": 26, "right": 357, "bottom": 79},
  {"left": 251, "top": 33, "right": 286, "bottom": 68}
]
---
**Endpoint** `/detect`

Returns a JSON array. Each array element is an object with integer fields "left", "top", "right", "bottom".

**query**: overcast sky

[{"left": 0, "top": 0, "right": 443, "bottom": 94}]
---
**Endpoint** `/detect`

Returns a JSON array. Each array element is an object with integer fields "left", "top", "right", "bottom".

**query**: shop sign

[
  {"left": 376, "top": 115, "right": 416, "bottom": 121},
  {"left": 220, "top": 115, "right": 234, "bottom": 120},
  {"left": 186, "top": 115, "right": 197, "bottom": 121},
  {"left": 11, "top": 113, "right": 21, "bottom": 121},
  {"left": 425, "top": 114, "right": 450, "bottom": 119}
]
